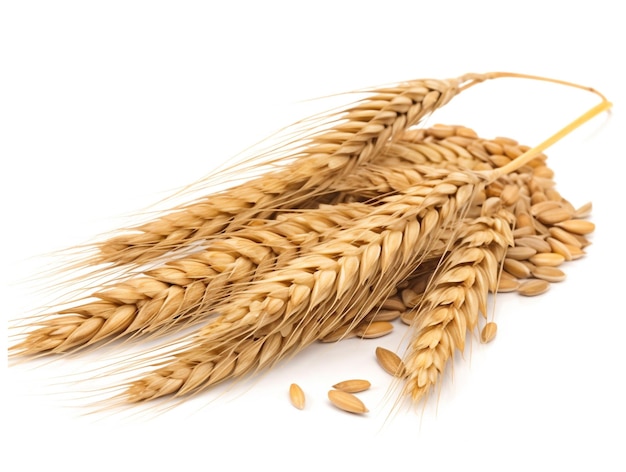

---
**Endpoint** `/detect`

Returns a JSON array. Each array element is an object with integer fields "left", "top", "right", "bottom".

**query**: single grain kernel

[
  {"left": 332, "top": 379, "right": 371, "bottom": 393},
  {"left": 356, "top": 321, "right": 394, "bottom": 339},
  {"left": 496, "top": 277, "right": 520, "bottom": 293},
  {"left": 481, "top": 322, "right": 498, "bottom": 343},
  {"left": 375, "top": 346, "right": 406, "bottom": 377},
  {"left": 379, "top": 298, "right": 407, "bottom": 312},
  {"left": 536, "top": 207, "right": 573, "bottom": 225},
  {"left": 529, "top": 252, "right": 565, "bottom": 267},
  {"left": 556, "top": 219, "right": 595, "bottom": 235},
  {"left": 503, "top": 258, "right": 531, "bottom": 279},
  {"left": 328, "top": 389, "right": 368, "bottom": 414},
  {"left": 531, "top": 266, "right": 566, "bottom": 283},
  {"left": 289, "top": 383, "right": 305, "bottom": 410},
  {"left": 505, "top": 246, "right": 537, "bottom": 261},
  {"left": 518, "top": 279, "right": 551, "bottom": 296}
]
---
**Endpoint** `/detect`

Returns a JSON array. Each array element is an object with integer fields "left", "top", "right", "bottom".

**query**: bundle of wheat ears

[{"left": 8, "top": 71, "right": 611, "bottom": 411}]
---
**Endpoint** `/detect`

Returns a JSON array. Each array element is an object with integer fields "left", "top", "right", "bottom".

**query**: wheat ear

[
  {"left": 402, "top": 202, "right": 514, "bottom": 403},
  {"left": 94, "top": 74, "right": 488, "bottom": 268}
]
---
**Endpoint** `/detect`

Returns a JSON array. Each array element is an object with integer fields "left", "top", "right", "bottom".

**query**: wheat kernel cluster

[{"left": 8, "top": 71, "right": 610, "bottom": 412}]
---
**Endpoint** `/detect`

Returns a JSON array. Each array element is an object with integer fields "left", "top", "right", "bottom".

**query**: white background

[{"left": 2, "top": 1, "right": 625, "bottom": 470}]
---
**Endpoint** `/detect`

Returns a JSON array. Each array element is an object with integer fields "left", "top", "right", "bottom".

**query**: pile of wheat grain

[{"left": 8, "top": 72, "right": 611, "bottom": 410}]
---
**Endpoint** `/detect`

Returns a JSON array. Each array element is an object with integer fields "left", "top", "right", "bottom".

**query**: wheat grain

[
  {"left": 556, "top": 219, "right": 595, "bottom": 235},
  {"left": 546, "top": 237, "right": 573, "bottom": 261},
  {"left": 361, "top": 309, "right": 402, "bottom": 323},
  {"left": 517, "top": 279, "right": 551, "bottom": 296},
  {"left": 496, "top": 277, "right": 520, "bottom": 293},
  {"left": 531, "top": 266, "right": 566, "bottom": 283},
  {"left": 328, "top": 389, "right": 368, "bottom": 414},
  {"left": 503, "top": 258, "right": 532, "bottom": 279},
  {"left": 289, "top": 383, "right": 306, "bottom": 410},
  {"left": 356, "top": 321, "right": 394, "bottom": 339},
  {"left": 332, "top": 379, "right": 371, "bottom": 393},
  {"left": 505, "top": 246, "right": 537, "bottom": 260},
  {"left": 529, "top": 252, "right": 565, "bottom": 267},
  {"left": 480, "top": 322, "right": 498, "bottom": 343},
  {"left": 376, "top": 346, "right": 406, "bottom": 378}
]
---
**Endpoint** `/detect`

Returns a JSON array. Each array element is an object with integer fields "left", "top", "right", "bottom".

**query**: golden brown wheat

[{"left": 8, "top": 70, "right": 611, "bottom": 412}]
